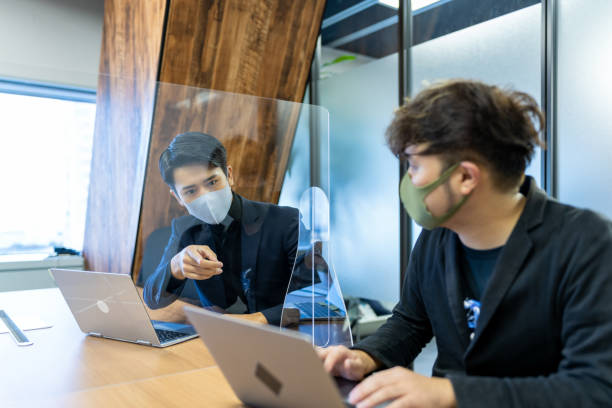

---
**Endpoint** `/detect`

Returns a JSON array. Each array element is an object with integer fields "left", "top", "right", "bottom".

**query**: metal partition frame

[
  {"left": 541, "top": 0, "right": 558, "bottom": 198},
  {"left": 398, "top": 0, "right": 413, "bottom": 290}
]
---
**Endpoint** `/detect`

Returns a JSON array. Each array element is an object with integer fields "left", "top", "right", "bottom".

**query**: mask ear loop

[
  {"left": 401, "top": 162, "right": 461, "bottom": 204},
  {"left": 419, "top": 162, "right": 462, "bottom": 192},
  {"left": 430, "top": 163, "right": 472, "bottom": 225}
]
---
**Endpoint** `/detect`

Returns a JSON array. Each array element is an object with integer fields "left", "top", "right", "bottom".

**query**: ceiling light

[{"left": 379, "top": 0, "right": 443, "bottom": 11}]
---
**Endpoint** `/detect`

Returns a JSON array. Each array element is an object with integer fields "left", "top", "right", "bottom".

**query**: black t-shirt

[
  {"left": 460, "top": 242, "right": 503, "bottom": 300},
  {"left": 459, "top": 242, "right": 503, "bottom": 337}
]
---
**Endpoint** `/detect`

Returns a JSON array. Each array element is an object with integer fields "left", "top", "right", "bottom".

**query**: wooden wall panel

[
  {"left": 159, "top": 0, "right": 323, "bottom": 98},
  {"left": 133, "top": 0, "right": 326, "bottom": 279},
  {"left": 84, "top": 0, "right": 324, "bottom": 280},
  {"left": 83, "top": 0, "right": 167, "bottom": 273}
]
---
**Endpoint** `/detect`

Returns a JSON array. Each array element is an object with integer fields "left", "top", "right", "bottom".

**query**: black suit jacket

[
  {"left": 355, "top": 177, "right": 612, "bottom": 407},
  {"left": 143, "top": 195, "right": 299, "bottom": 325}
]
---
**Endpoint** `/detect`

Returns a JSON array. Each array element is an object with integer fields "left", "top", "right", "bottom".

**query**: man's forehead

[{"left": 173, "top": 164, "right": 221, "bottom": 185}]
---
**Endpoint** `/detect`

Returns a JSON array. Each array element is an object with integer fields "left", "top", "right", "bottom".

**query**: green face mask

[{"left": 399, "top": 163, "right": 470, "bottom": 230}]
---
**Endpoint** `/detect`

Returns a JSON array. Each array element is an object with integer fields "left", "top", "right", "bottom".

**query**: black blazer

[
  {"left": 143, "top": 195, "right": 299, "bottom": 325},
  {"left": 355, "top": 177, "right": 612, "bottom": 407}
]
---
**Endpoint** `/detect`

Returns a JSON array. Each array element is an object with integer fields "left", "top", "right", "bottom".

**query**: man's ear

[
  {"left": 170, "top": 189, "right": 185, "bottom": 207},
  {"left": 226, "top": 165, "right": 234, "bottom": 187},
  {"left": 457, "top": 161, "right": 480, "bottom": 195}
]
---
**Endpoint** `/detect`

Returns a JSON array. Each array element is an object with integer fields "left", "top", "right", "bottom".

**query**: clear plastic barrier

[
  {"left": 2, "top": 68, "right": 353, "bottom": 407},
  {"left": 124, "top": 78, "right": 352, "bottom": 347},
  {"left": 281, "top": 187, "right": 353, "bottom": 347}
]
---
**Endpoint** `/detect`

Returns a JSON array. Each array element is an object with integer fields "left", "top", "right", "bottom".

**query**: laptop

[
  {"left": 184, "top": 305, "right": 389, "bottom": 408},
  {"left": 285, "top": 283, "right": 347, "bottom": 321},
  {"left": 50, "top": 268, "right": 197, "bottom": 347},
  {"left": 291, "top": 300, "right": 346, "bottom": 321}
]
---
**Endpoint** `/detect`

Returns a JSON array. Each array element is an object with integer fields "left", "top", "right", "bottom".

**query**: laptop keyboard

[
  {"left": 294, "top": 301, "right": 345, "bottom": 319},
  {"left": 155, "top": 328, "right": 187, "bottom": 343}
]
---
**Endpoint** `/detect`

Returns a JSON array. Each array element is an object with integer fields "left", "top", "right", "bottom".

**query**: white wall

[
  {"left": 319, "top": 53, "right": 400, "bottom": 303},
  {"left": 557, "top": 0, "right": 612, "bottom": 220},
  {"left": 0, "top": 0, "right": 104, "bottom": 89}
]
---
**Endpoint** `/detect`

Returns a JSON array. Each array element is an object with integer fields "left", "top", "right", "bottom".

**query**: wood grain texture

[
  {"left": 1, "top": 289, "right": 216, "bottom": 406},
  {"left": 83, "top": 0, "right": 167, "bottom": 274},
  {"left": 159, "top": 0, "right": 325, "bottom": 99},
  {"left": 49, "top": 367, "right": 242, "bottom": 408},
  {"left": 133, "top": 0, "right": 326, "bottom": 281}
]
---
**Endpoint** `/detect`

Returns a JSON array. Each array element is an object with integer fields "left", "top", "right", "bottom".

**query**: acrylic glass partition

[
  {"left": 114, "top": 78, "right": 352, "bottom": 346},
  {"left": 0, "top": 68, "right": 351, "bottom": 408},
  {"left": 281, "top": 186, "right": 353, "bottom": 347}
]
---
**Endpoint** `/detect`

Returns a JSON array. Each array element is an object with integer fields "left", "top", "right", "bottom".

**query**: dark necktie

[{"left": 209, "top": 223, "right": 226, "bottom": 253}]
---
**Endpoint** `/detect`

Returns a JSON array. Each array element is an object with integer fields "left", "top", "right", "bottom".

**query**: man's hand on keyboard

[{"left": 317, "top": 345, "right": 380, "bottom": 381}]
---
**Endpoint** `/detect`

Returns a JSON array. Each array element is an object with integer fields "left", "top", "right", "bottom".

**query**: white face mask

[{"left": 184, "top": 184, "right": 232, "bottom": 224}]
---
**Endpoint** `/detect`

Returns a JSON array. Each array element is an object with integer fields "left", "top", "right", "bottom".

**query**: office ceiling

[
  {"left": 320, "top": 0, "right": 541, "bottom": 59},
  {"left": 321, "top": 0, "right": 399, "bottom": 59}
]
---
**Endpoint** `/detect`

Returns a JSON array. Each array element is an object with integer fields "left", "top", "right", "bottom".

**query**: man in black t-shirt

[{"left": 319, "top": 80, "right": 612, "bottom": 408}]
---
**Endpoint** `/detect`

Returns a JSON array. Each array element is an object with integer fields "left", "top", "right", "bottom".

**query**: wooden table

[{"left": 0, "top": 288, "right": 241, "bottom": 407}]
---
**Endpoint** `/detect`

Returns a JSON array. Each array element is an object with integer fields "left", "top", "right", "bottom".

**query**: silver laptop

[
  {"left": 50, "top": 268, "right": 197, "bottom": 347},
  {"left": 184, "top": 305, "right": 369, "bottom": 408}
]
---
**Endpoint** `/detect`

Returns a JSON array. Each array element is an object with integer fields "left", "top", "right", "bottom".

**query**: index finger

[
  {"left": 349, "top": 371, "right": 391, "bottom": 404},
  {"left": 194, "top": 245, "right": 219, "bottom": 262},
  {"left": 196, "top": 258, "right": 224, "bottom": 270}
]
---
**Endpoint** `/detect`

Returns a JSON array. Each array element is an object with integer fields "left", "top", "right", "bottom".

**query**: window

[{"left": 0, "top": 79, "right": 96, "bottom": 258}]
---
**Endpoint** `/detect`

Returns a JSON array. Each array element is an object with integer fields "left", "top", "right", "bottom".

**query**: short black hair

[{"left": 159, "top": 132, "right": 228, "bottom": 189}]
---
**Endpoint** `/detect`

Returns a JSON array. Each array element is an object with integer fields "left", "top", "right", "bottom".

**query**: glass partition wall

[
  {"left": 556, "top": 0, "right": 612, "bottom": 220},
  {"left": 120, "top": 79, "right": 351, "bottom": 346},
  {"left": 314, "top": 0, "right": 401, "bottom": 304},
  {"left": 308, "top": 0, "right": 545, "bottom": 298},
  {"left": 302, "top": 0, "right": 612, "bottom": 350},
  {"left": 409, "top": 1, "right": 543, "bottom": 245}
]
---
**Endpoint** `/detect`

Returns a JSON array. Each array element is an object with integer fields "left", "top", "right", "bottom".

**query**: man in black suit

[
  {"left": 319, "top": 80, "right": 612, "bottom": 407},
  {"left": 143, "top": 132, "right": 299, "bottom": 325}
]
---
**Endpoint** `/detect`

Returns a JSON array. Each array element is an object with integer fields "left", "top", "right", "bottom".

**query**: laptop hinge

[
  {"left": 88, "top": 332, "right": 102, "bottom": 337},
  {"left": 136, "top": 339, "right": 152, "bottom": 346}
]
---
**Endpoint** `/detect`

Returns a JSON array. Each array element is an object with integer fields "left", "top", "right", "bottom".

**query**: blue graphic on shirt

[{"left": 463, "top": 298, "right": 481, "bottom": 332}]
